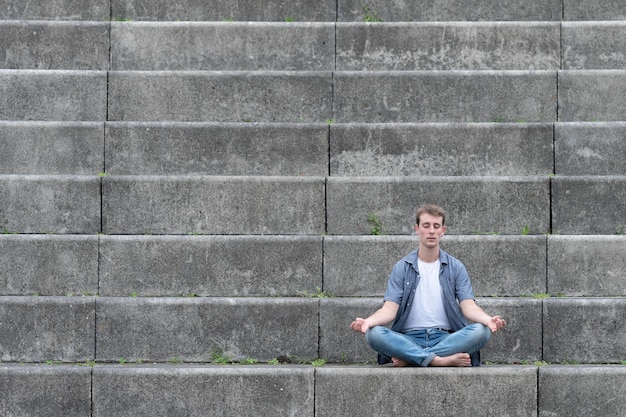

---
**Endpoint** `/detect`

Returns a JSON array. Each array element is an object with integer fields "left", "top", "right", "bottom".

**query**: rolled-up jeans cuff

[{"left": 421, "top": 352, "right": 436, "bottom": 367}]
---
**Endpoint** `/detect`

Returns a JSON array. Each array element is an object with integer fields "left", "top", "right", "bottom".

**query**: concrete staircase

[{"left": 1, "top": 0, "right": 626, "bottom": 415}]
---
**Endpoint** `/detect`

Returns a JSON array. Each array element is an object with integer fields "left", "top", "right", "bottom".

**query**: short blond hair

[{"left": 415, "top": 204, "right": 446, "bottom": 226}]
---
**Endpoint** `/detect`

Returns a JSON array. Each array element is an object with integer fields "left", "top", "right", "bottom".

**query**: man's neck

[{"left": 418, "top": 245, "right": 440, "bottom": 263}]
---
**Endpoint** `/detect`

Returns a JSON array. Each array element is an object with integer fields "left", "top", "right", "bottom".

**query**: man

[{"left": 350, "top": 204, "right": 506, "bottom": 367}]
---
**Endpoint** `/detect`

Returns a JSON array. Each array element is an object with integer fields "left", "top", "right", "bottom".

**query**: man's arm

[
  {"left": 350, "top": 301, "right": 400, "bottom": 334},
  {"left": 459, "top": 299, "right": 506, "bottom": 333}
]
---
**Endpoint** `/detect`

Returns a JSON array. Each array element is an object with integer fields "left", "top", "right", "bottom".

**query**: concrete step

[
  {"left": 327, "top": 176, "right": 550, "bottom": 235},
  {"left": 3, "top": 364, "right": 626, "bottom": 417},
  {"left": 105, "top": 122, "right": 328, "bottom": 176},
  {"left": 339, "top": 0, "right": 562, "bottom": 21},
  {"left": 563, "top": 22, "right": 626, "bottom": 69},
  {"left": 0, "top": 296, "right": 95, "bottom": 362},
  {"left": 110, "top": 0, "right": 336, "bottom": 22},
  {"left": 107, "top": 70, "right": 556, "bottom": 123},
  {"left": 0, "top": 175, "right": 100, "bottom": 234},
  {"left": 111, "top": 22, "right": 335, "bottom": 71},
  {"left": 336, "top": 22, "right": 560, "bottom": 70},
  {"left": 564, "top": 0, "right": 626, "bottom": 21},
  {"left": 555, "top": 122, "right": 626, "bottom": 175},
  {"left": 0, "top": 364, "right": 91, "bottom": 417},
  {"left": 101, "top": 175, "right": 325, "bottom": 235},
  {"left": 333, "top": 70, "right": 556, "bottom": 123},
  {"left": 108, "top": 71, "right": 332, "bottom": 123},
  {"left": 0, "top": 21, "right": 109, "bottom": 70},
  {"left": 95, "top": 297, "right": 319, "bottom": 363},
  {"left": 0, "top": 235, "right": 98, "bottom": 296},
  {"left": 3, "top": 234, "right": 622, "bottom": 298},
  {"left": 0, "top": 70, "right": 106, "bottom": 121},
  {"left": 98, "top": 235, "right": 323, "bottom": 297},
  {"left": 552, "top": 175, "right": 626, "bottom": 234},
  {"left": 0, "top": 1, "right": 109, "bottom": 20},
  {"left": 559, "top": 70, "right": 626, "bottom": 121},
  {"left": 2, "top": 295, "right": 624, "bottom": 364},
  {"left": 331, "top": 122, "right": 553, "bottom": 176},
  {"left": 4, "top": 21, "right": 624, "bottom": 72},
  {"left": 0, "top": 121, "right": 103, "bottom": 175},
  {"left": 3, "top": 119, "right": 624, "bottom": 177}
]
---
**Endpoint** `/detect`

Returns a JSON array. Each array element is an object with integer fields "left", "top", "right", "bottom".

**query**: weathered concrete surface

[
  {"left": 563, "top": 0, "right": 626, "bottom": 20},
  {"left": 93, "top": 365, "right": 315, "bottom": 417},
  {"left": 330, "top": 123, "right": 553, "bottom": 176},
  {"left": 0, "top": 70, "right": 107, "bottom": 121},
  {"left": 0, "top": 365, "right": 91, "bottom": 417},
  {"left": 111, "top": 22, "right": 334, "bottom": 70},
  {"left": 111, "top": 0, "right": 336, "bottom": 21},
  {"left": 326, "top": 176, "right": 550, "bottom": 235},
  {"left": 543, "top": 298, "right": 626, "bottom": 363},
  {"left": 0, "top": 21, "right": 109, "bottom": 70},
  {"left": 0, "top": 175, "right": 101, "bottom": 234},
  {"left": 0, "top": 0, "right": 109, "bottom": 20},
  {"left": 99, "top": 235, "right": 322, "bottom": 296},
  {"left": 539, "top": 366, "right": 626, "bottom": 417},
  {"left": 548, "top": 236, "right": 626, "bottom": 296},
  {"left": 105, "top": 122, "right": 328, "bottom": 176},
  {"left": 334, "top": 71, "right": 556, "bottom": 122},
  {"left": 551, "top": 176, "right": 626, "bottom": 235},
  {"left": 316, "top": 365, "right": 538, "bottom": 417},
  {"left": 555, "top": 122, "right": 626, "bottom": 175},
  {"left": 558, "top": 70, "right": 626, "bottom": 121},
  {"left": 339, "top": 0, "right": 561, "bottom": 21},
  {"left": 95, "top": 297, "right": 319, "bottom": 362},
  {"left": 319, "top": 298, "right": 542, "bottom": 363},
  {"left": 476, "top": 298, "right": 543, "bottom": 363},
  {"left": 108, "top": 71, "right": 332, "bottom": 122},
  {"left": 563, "top": 22, "right": 626, "bottom": 69},
  {"left": 0, "top": 296, "right": 95, "bottom": 362},
  {"left": 337, "top": 22, "right": 559, "bottom": 70},
  {"left": 102, "top": 175, "right": 325, "bottom": 235},
  {"left": 0, "top": 235, "right": 98, "bottom": 296},
  {"left": 0, "top": 121, "right": 103, "bottom": 174},
  {"left": 319, "top": 298, "right": 381, "bottom": 363},
  {"left": 323, "top": 235, "right": 547, "bottom": 297}
]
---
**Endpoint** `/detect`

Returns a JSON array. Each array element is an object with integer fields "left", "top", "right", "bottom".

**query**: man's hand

[
  {"left": 350, "top": 317, "right": 370, "bottom": 334},
  {"left": 487, "top": 315, "right": 507, "bottom": 333}
]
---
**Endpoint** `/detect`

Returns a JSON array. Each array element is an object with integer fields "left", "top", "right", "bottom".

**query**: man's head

[
  {"left": 415, "top": 204, "right": 446, "bottom": 226},
  {"left": 414, "top": 204, "right": 447, "bottom": 251}
]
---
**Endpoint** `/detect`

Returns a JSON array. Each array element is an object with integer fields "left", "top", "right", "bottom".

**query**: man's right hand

[{"left": 350, "top": 317, "right": 370, "bottom": 334}]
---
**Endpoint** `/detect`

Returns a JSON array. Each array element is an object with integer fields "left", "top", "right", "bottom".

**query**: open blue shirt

[{"left": 381, "top": 248, "right": 481, "bottom": 366}]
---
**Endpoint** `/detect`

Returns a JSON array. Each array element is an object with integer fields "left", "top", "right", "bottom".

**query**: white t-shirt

[{"left": 402, "top": 258, "right": 452, "bottom": 332}]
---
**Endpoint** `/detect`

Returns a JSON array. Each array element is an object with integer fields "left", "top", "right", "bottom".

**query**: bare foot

[
  {"left": 391, "top": 357, "right": 414, "bottom": 367},
  {"left": 429, "top": 353, "right": 471, "bottom": 367}
]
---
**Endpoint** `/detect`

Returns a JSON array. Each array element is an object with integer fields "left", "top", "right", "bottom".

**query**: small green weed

[
  {"left": 367, "top": 211, "right": 383, "bottom": 235},
  {"left": 362, "top": 6, "right": 383, "bottom": 22},
  {"left": 299, "top": 287, "right": 334, "bottom": 298},
  {"left": 532, "top": 293, "right": 550, "bottom": 299},
  {"left": 521, "top": 224, "right": 531, "bottom": 235},
  {"left": 169, "top": 357, "right": 182, "bottom": 364},
  {"left": 240, "top": 358, "right": 258, "bottom": 365},
  {"left": 210, "top": 348, "right": 231, "bottom": 365},
  {"left": 267, "top": 358, "right": 280, "bottom": 365},
  {"left": 615, "top": 225, "right": 624, "bottom": 235},
  {"left": 117, "top": 358, "right": 127, "bottom": 364},
  {"left": 311, "top": 358, "right": 327, "bottom": 367},
  {"left": 534, "top": 361, "right": 549, "bottom": 366},
  {"left": 284, "top": 16, "right": 295, "bottom": 22}
]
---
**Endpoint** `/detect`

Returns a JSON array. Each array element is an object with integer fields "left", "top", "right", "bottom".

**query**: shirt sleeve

[
  {"left": 454, "top": 260, "right": 475, "bottom": 302},
  {"left": 383, "top": 261, "right": 406, "bottom": 304}
]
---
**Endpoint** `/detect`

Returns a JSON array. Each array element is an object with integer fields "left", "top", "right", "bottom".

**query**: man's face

[{"left": 414, "top": 213, "right": 446, "bottom": 249}]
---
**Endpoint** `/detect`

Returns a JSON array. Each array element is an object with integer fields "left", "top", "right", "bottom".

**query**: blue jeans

[{"left": 365, "top": 323, "right": 491, "bottom": 367}]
